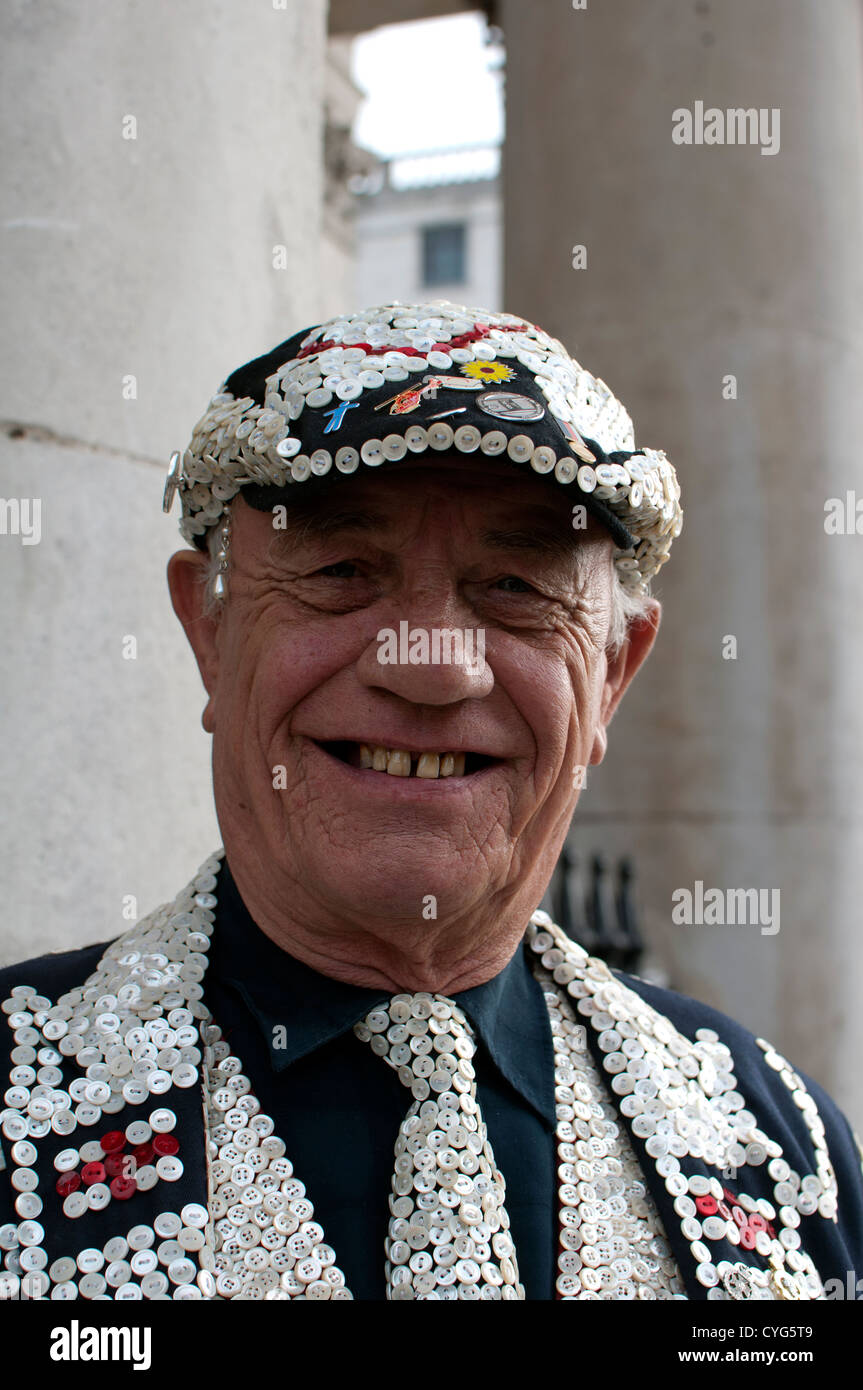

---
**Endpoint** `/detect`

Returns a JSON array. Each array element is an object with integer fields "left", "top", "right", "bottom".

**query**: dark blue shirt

[{"left": 204, "top": 861, "right": 557, "bottom": 1300}]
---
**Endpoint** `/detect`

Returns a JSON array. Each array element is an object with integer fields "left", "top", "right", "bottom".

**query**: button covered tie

[{"left": 354, "top": 993, "right": 524, "bottom": 1300}]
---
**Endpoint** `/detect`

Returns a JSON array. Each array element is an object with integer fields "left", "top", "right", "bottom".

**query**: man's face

[{"left": 169, "top": 456, "right": 658, "bottom": 952}]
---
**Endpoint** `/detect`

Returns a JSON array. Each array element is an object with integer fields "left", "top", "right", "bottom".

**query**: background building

[{"left": 353, "top": 147, "right": 501, "bottom": 311}]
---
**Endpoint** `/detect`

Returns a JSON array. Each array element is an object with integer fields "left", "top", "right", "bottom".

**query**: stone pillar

[
  {"left": 501, "top": 0, "right": 863, "bottom": 1124},
  {"left": 0, "top": 0, "right": 328, "bottom": 963}
]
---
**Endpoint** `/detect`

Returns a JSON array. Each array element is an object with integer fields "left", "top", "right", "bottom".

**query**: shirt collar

[{"left": 211, "top": 859, "right": 555, "bottom": 1128}]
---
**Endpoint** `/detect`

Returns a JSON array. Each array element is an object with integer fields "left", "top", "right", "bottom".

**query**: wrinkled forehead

[{"left": 235, "top": 452, "right": 612, "bottom": 562}]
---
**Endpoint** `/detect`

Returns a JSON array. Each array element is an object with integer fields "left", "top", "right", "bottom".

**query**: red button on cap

[
  {"left": 740, "top": 1227, "right": 757, "bottom": 1250},
  {"left": 81, "top": 1161, "right": 106, "bottom": 1186},
  {"left": 131, "top": 1143, "right": 154, "bottom": 1166},
  {"left": 110, "top": 1176, "right": 137, "bottom": 1201},
  {"left": 104, "top": 1153, "right": 127, "bottom": 1179},
  {"left": 101, "top": 1130, "right": 126, "bottom": 1154},
  {"left": 56, "top": 1171, "right": 81, "bottom": 1197},
  {"left": 152, "top": 1134, "right": 179, "bottom": 1157}
]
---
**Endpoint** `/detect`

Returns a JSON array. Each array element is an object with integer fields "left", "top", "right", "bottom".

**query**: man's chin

[{"left": 301, "top": 849, "right": 492, "bottom": 925}]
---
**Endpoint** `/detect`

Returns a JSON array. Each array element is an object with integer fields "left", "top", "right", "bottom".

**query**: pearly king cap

[{"left": 164, "top": 300, "right": 682, "bottom": 593}]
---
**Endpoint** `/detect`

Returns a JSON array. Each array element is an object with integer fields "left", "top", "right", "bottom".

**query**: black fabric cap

[{"left": 220, "top": 330, "right": 637, "bottom": 552}]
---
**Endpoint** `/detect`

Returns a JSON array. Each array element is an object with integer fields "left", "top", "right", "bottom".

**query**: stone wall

[
  {"left": 0, "top": 0, "right": 329, "bottom": 963},
  {"left": 499, "top": 0, "right": 863, "bottom": 1124}
]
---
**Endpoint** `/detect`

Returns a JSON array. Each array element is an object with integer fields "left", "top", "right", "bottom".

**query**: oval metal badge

[{"left": 476, "top": 391, "right": 545, "bottom": 422}]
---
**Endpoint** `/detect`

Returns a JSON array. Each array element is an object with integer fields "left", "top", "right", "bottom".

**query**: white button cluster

[
  {"left": 1, "top": 853, "right": 838, "bottom": 1301},
  {"left": 353, "top": 993, "right": 524, "bottom": 1300},
  {"left": 167, "top": 299, "right": 682, "bottom": 595}
]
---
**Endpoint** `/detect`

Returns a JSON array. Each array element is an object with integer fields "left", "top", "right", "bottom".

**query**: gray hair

[
  {"left": 200, "top": 503, "right": 653, "bottom": 655},
  {"left": 605, "top": 577, "right": 653, "bottom": 656}
]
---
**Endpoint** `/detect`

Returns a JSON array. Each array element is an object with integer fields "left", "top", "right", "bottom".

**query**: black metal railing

[{"left": 543, "top": 847, "right": 646, "bottom": 975}]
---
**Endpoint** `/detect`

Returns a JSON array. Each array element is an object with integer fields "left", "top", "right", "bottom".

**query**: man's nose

[{"left": 355, "top": 583, "right": 493, "bottom": 705}]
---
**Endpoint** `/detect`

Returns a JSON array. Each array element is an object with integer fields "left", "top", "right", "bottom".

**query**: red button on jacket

[
  {"left": 695, "top": 1195, "right": 719, "bottom": 1216},
  {"left": 152, "top": 1134, "right": 179, "bottom": 1157},
  {"left": 110, "top": 1176, "right": 137, "bottom": 1201}
]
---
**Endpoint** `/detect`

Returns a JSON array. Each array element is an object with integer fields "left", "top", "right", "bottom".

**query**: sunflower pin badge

[{"left": 459, "top": 361, "right": 515, "bottom": 384}]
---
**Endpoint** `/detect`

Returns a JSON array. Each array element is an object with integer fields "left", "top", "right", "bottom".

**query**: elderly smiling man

[{"left": 2, "top": 301, "right": 862, "bottom": 1304}]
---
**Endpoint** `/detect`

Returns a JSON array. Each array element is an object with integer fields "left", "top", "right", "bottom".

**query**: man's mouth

[{"left": 314, "top": 740, "right": 497, "bottom": 780}]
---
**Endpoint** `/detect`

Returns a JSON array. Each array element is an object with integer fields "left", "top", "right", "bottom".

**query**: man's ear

[
  {"left": 167, "top": 549, "right": 221, "bottom": 733},
  {"left": 589, "top": 599, "right": 661, "bottom": 765}
]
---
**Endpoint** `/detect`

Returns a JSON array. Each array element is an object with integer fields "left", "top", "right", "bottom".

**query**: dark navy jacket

[{"left": 2, "top": 869, "right": 861, "bottom": 1301}]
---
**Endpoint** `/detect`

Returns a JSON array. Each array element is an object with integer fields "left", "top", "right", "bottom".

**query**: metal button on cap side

[
  {"left": 336, "top": 380, "right": 363, "bottom": 401},
  {"left": 335, "top": 446, "right": 360, "bottom": 472},
  {"left": 360, "top": 439, "right": 384, "bottom": 465},
  {"left": 479, "top": 430, "right": 507, "bottom": 455},
  {"left": 382, "top": 434, "right": 408, "bottom": 461},
  {"left": 531, "top": 446, "right": 556, "bottom": 474},
  {"left": 506, "top": 434, "right": 533, "bottom": 463},
  {"left": 310, "top": 450, "right": 332, "bottom": 476},
  {"left": 454, "top": 425, "right": 481, "bottom": 453}
]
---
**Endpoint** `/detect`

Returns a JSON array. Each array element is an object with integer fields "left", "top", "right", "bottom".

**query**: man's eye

[
  {"left": 316, "top": 561, "right": 360, "bottom": 578},
  {"left": 494, "top": 575, "right": 535, "bottom": 594}
]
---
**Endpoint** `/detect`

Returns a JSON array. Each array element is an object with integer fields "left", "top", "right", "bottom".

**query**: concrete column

[
  {"left": 501, "top": 0, "right": 863, "bottom": 1125},
  {"left": 0, "top": 0, "right": 328, "bottom": 964}
]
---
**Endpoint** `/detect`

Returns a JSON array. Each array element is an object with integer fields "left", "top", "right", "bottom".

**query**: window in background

[{"left": 422, "top": 223, "right": 467, "bottom": 286}]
